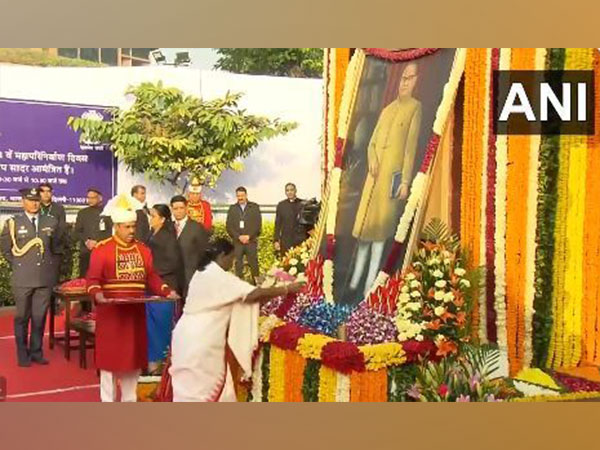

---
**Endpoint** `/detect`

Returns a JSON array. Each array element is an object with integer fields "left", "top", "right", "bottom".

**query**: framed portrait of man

[{"left": 324, "top": 48, "right": 458, "bottom": 306}]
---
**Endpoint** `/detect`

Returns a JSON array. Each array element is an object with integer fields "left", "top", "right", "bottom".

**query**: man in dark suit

[
  {"left": 73, "top": 188, "right": 112, "bottom": 278},
  {"left": 38, "top": 182, "right": 67, "bottom": 285},
  {"left": 0, "top": 188, "right": 61, "bottom": 366},
  {"left": 274, "top": 182, "right": 309, "bottom": 256},
  {"left": 226, "top": 186, "right": 262, "bottom": 283},
  {"left": 131, "top": 184, "right": 151, "bottom": 242},
  {"left": 170, "top": 195, "right": 209, "bottom": 296}
]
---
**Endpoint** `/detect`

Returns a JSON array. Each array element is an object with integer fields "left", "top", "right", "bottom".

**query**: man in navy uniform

[{"left": 0, "top": 188, "right": 61, "bottom": 367}]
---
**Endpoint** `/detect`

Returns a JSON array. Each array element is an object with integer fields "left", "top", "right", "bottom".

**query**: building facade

[{"left": 38, "top": 48, "right": 156, "bottom": 66}]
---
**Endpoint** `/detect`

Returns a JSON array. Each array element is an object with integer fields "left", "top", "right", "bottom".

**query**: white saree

[{"left": 170, "top": 262, "right": 259, "bottom": 402}]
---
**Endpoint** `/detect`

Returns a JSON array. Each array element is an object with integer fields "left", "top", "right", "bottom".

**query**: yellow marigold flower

[{"left": 297, "top": 334, "right": 335, "bottom": 360}]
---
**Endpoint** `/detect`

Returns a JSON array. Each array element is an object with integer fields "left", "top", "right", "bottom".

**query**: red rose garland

[
  {"left": 321, "top": 341, "right": 366, "bottom": 374},
  {"left": 270, "top": 323, "right": 309, "bottom": 351},
  {"left": 363, "top": 48, "right": 440, "bottom": 61},
  {"left": 485, "top": 48, "right": 500, "bottom": 342}
]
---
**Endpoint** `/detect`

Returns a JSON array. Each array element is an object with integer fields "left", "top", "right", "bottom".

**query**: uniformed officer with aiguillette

[{"left": 0, "top": 188, "right": 60, "bottom": 367}]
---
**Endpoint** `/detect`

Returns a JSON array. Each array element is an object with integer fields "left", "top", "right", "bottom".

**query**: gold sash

[{"left": 8, "top": 218, "right": 45, "bottom": 257}]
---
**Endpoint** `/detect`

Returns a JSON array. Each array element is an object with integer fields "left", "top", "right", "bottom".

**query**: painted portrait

[{"left": 330, "top": 49, "right": 457, "bottom": 305}]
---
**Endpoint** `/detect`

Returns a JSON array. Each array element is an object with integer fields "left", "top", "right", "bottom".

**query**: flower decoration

[
  {"left": 346, "top": 302, "right": 398, "bottom": 345},
  {"left": 321, "top": 341, "right": 366, "bottom": 374}
]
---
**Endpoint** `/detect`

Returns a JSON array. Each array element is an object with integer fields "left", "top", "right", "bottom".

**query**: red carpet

[{"left": 1, "top": 310, "right": 100, "bottom": 402}]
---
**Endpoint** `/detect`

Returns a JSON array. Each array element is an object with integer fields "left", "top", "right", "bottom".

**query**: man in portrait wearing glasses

[{"left": 349, "top": 61, "right": 422, "bottom": 298}]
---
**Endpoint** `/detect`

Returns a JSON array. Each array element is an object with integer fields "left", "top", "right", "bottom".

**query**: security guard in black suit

[{"left": 0, "top": 188, "right": 61, "bottom": 367}]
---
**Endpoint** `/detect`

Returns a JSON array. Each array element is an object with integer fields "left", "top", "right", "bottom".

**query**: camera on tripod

[{"left": 297, "top": 198, "right": 321, "bottom": 230}]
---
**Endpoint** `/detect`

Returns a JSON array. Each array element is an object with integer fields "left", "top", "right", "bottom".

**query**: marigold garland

[
  {"left": 284, "top": 350, "right": 306, "bottom": 402},
  {"left": 350, "top": 370, "right": 388, "bottom": 401},
  {"left": 547, "top": 48, "right": 594, "bottom": 369},
  {"left": 505, "top": 48, "right": 536, "bottom": 375},
  {"left": 582, "top": 49, "right": 600, "bottom": 365},
  {"left": 267, "top": 345, "right": 286, "bottom": 402},
  {"left": 297, "top": 333, "right": 336, "bottom": 360},
  {"left": 460, "top": 48, "right": 487, "bottom": 343},
  {"left": 318, "top": 366, "right": 338, "bottom": 402},
  {"left": 349, "top": 371, "right": 363, "bottom": 402},
  {"left": 360, "top": 343, "right": 406, "bottom": 371},
  {"left": 478, "top": 48, "right": 492, "bottom": 344},
  {"left": 564, "top": 49, "right": 592, "bottom": 368}
]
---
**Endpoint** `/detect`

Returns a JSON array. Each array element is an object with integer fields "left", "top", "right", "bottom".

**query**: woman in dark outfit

[{"left": 145, "top": 204, "right": 184, "bottom": 374}]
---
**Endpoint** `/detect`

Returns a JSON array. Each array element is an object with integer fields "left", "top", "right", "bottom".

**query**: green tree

[
  {"left": 67, "top": 82, "right": 296, "bottom": 190},
  {"left": 214, "top": 48, "right": 323, "bottom": 78}
]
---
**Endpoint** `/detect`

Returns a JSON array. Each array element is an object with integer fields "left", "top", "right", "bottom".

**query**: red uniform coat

[
  {"left": 187, "top": 199, "right": 212, "bottom": 231},
  {"left": 86, "top": 236, "right": 170, "bottom": 372}
]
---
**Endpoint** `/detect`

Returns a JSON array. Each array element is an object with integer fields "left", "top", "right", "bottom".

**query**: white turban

[
  {"left": 102, "top": 193, "right": 142, "bottom": 224},
  {"left": 111, "top": 207, "right": 137, "bottom": 224}
]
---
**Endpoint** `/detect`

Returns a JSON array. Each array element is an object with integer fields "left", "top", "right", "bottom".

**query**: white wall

[{"left": 0, "top": 63, "right": 322, "bottom": 209}]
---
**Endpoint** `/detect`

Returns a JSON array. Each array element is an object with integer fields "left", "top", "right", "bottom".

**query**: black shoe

[
  {"left": 18, "top": 359, "right": 31, "bottom": 367},
  {"left": 31, "top": 357, "right": 49, "bottom": 365}
]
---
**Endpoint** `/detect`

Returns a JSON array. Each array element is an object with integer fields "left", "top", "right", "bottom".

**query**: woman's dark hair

[
  {"left": 197, "top": 237, "right": 235, "bottom": 272},
  {"left": 151, "top": 204, "right": 175, "bottom": 233}
]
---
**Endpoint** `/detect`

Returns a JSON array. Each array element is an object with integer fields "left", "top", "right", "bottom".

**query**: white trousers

[
  {"left": 100, "top": 370, "right": 141, "bottom": 402},
  {"left": 349, "top": 241, "right": 385, "bottom": 296}
]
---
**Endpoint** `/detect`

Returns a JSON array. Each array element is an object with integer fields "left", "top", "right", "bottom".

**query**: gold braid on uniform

[{"left": 7, "top": 218, "right": 44, "bottom": 257}]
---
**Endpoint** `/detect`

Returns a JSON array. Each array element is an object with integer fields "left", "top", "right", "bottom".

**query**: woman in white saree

[{"left": 170, "top": 238, "right": 303, "bottom": 402}]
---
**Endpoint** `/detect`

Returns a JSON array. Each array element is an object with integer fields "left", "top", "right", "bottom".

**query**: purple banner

[{"left": 0, "top": 98, "right": 117, "bottom": 205}]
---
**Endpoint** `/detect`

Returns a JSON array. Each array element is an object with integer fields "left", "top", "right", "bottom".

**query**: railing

[{"left": 0, "top": 202, "right": 278, "bottom": 223}]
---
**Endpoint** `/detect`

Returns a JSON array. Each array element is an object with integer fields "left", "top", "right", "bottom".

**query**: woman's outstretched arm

[{"left": 244, "top": 282, "right": 305, "bottom": 304}]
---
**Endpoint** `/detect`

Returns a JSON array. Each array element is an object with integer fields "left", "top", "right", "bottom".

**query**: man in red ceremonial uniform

[
  {"left": 86, "top": 196, "right": 179, "bottom": 402},
  {"left": 186, "top": 177, "right": 212, "bottom": 231}
]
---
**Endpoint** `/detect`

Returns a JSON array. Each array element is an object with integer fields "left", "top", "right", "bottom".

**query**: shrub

[{"left": 0, "top": 220, "right": 276, "bottom": 307}]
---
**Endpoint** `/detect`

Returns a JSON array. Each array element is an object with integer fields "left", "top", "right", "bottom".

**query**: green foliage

[
  {"left": 212, "top": 221, "right": 277, "bottom": 281},
  {"left": 0, "top": 220, "right": 275, "bottom": 307},
  {"left": 413, "top": 344, "right": 509, "bottom": 402},
  {"left": 261, "top": 344, "right": 271, "bottom": 402},
  {"left": 418, "top": 218, "right": 485, "bottom": 339},
  {"left": 67, "top": 82, "right": 296, "bottom": 190},
  {"left": 421, "top": 217, "right": 460, "bottom": 253},
  {"left": 215, "top": 48, "right": 323, "bottom": 78},
  {"left": 532, "top": 48, "right": 565, "bottom": 367},
  {"left": 387, "top": 364, "right": 419, "bottom": 402},
  {"left": 0, "top": 254, "right": 12, "bottom": 307},
  {"left": 0, "top": 48, "right": 105, "bottom": 67},
  {"left": 302, "top": 359, "right": 321, "bottom": 402}
]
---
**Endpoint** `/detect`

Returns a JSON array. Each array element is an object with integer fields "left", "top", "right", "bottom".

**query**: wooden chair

[{"left": 70, "top": 318, "right": 95, "bottom": 369}]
